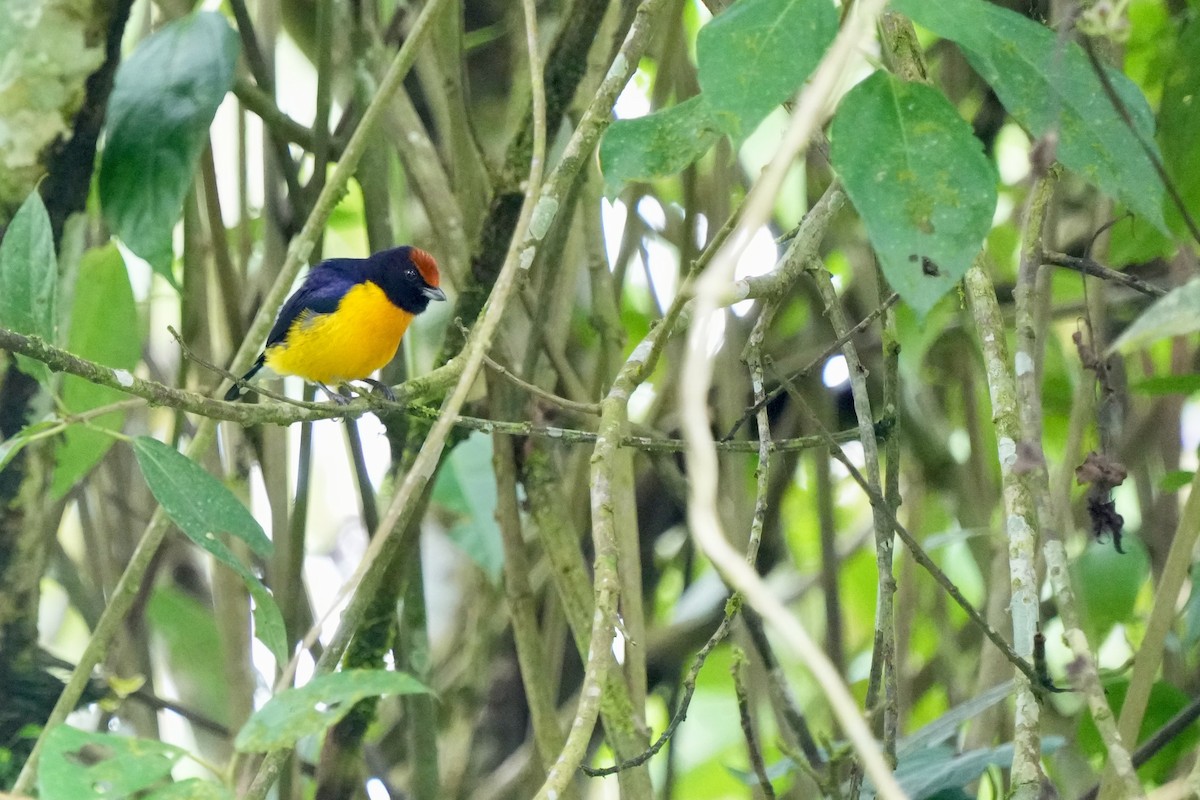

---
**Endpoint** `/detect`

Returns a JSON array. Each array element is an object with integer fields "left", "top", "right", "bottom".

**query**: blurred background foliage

[{"left": 1, "top": 0, "right": 1199, "bottom": 798}]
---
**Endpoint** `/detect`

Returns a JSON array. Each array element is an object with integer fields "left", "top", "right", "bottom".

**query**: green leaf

[
  {"left": 696, "top": 0, "right": 838, "bottom": 142},
  {"left": 0, "top": 191, "right": 57, "bottom": 381},
  {"left": 1183, "top": 575, "right": 1200, "bottom": 649},
  {"left": 1078, "top": 680, "right": 1199, "bottom": 783},
  {"left": 1109, "top": 278, "right": 1200, "bottom": 353},
  {"left": 1070, "top": 534, "right": 1149, "bottom": 640},
  {"left": 132, "top": 436, "right": 286, "bottom": 662},
  {"left": 1160, "top": 470, "right": 1195, "bottom": 492},
  {"left": 830, "top": 72, "right": 997, "bottom": 314},
  {"left": 99, "top": 11, "right": 239, "bottom": 284},
  {"left": 432, "top": 432, "right": 504, "bottom": 583},
  {"left": 1159, "top": 19, "right": 1200, "bottom": 237},
  {"left": 147, "top": 779, "right": 234, "bottom": 800},
  {"left": 894, "top": 0, "right": 1166, "bottom": 231},
  {"left": 234, "top": 670, "right": 430, "bottom": 752},
  {"left": 146, "top": 587, "right": 229, "bottom": 722},
  {"left": 599, "top": 96, "right": 722, "bottom": 194},
  {"left": 897, "top": 680, "right": 1014, "bottom": 757},
  {"left": 864, "top": 739, "right": 1064, "bottom": 799},
  {"left": 51, "top": 245, "right": 141, "bottom": 498},
  {"left": 1132, "top": 374, "right": 1200, "bottom": 396},
  {"left": 39, "top": 725, "right": 187, "bottom": 800}
]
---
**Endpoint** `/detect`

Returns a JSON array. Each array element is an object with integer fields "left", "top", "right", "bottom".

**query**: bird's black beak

[{"left": 422, "top": 286, "right": 447, "bottom": 302}]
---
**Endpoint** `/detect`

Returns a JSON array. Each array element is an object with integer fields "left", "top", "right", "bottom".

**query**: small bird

[{"left": 225, "top": 246, "right": 446, "bottom": 403}]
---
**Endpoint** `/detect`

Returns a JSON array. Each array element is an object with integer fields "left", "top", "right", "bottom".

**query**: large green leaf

[
  {"left": 696, "top": 0, "right": 837, "bottom": 142},
  {"left": 1159, "top": 18, "right": 1200, "bottom": 236},
  {"left": 39, "top": 726, "right": 187, "bottom": 800},
  {"left": 599, "top": 96, "right": 722, "bottom": 194},
  {"left": 0, "top": 190, "right": 56, "bottom": 381},
  {"left": 431, "top": 432, "right": 504, "bottom": 583},
  {"left": 894, "top": 0, "right": 1166, "bottom": 231},
  {"left": 830, "top": 72, "right": 997, "bottom": 314},
  {"left": 234, "top": 670, "right": 430, "bottom": 752},
  {"left": 51, "top": 244, "right": 140, "bottom": 498},
  {"left": 99, "top": 11, "right": 238, "bottom": 284},
  {"left": 132, "top": 436, "right": 285, "bottom": 662}
]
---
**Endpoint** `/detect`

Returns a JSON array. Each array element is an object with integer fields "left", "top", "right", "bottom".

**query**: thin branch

[
  {"left": 1043, "top": 251, "right": 1166, "bottom": 297},
  {"left": 732, "top": 649, "right": 777, "bottom": 800}
]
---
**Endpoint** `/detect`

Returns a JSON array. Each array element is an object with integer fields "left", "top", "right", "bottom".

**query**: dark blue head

[{"left": 364, "top": 246, "right": 447, "bottom": 314}]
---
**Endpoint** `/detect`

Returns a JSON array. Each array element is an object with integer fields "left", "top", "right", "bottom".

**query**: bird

[{"left": 224, "top": 246, "right": 446, "bottom": 403}]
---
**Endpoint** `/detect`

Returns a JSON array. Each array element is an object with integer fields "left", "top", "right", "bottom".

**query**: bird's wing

[{"left": 264, "top": 265, "right": 358, "bottom": 349}]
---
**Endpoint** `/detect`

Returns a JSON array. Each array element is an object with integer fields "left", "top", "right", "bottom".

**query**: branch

[
  {"left": 678, "top": 1, "right": 904, "bottom": 798},
  {"left": 1042, "top": 251, "right": 1166, "bottom": 298}
]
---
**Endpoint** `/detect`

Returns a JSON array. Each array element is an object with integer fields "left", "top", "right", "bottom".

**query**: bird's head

[{"left": 372, "top": 246, "right": 447, "bottom": 313}]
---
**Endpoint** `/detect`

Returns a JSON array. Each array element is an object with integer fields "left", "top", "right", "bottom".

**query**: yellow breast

[{"left": 264, "top": 280, "right": 413, "bottom": 384}]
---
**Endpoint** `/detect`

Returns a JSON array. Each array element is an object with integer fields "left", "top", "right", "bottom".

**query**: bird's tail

[{"left": 224, "top": 354, "right": 265, "bottom": 401}]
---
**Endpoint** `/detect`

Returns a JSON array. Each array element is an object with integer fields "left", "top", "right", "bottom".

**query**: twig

[
  {"left": 483, "top": 353, "right": 601, "bottom": 415},
  {"left": 725, "top": 293, "right": 898, "bottom": 441},
  {"left": 1042, "top": 251, "right": 1166, "bottom": 297},
  {"left": 732, "top": 648, "right": 777, "bottom": 800}
]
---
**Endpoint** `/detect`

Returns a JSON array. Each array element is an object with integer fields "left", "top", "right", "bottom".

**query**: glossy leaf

[
  {"left": 235, "top": 670, "right": 430, "bottom": 752},
  {"left": 894, "top": 0, "right": 1166, "bottom": 231},
  {"left": 696, "top": 0, "right": 837, "bottom": 142},
  {"left": 897, "top": 680, "right": 1014, "bottom": 757},
  {"left": 133, "top": 436, "right": 285, "bottom": 661},
  {"left": 99, "top": 11, "right": 238, "bottom": 284},
  {"left": 39, "top": 726, "right": 187, "bottom": 800},
  {"left": 830, "top": 72, "right": 996, "bottom": 314},
  {"left": 431, "top": 432, "right": 504, "bottom": 583},
  {"left": 1079, "top": 681, "right": 1199, "bottom": 783},
  {"left": 0, "top": 191, "right": 56, "bottom": 381},
  {"left": 51, "top": 245, "right": 140, "bottom": 498},
  {"left": 1109, "top": 278, "right": 1200, "bottom": 353},
  {"left": 599, "top": 96, "right": 722, "bottom": 194}
]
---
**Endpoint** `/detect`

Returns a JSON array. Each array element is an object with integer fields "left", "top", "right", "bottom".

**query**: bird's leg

[
  {"left": 317, "top": 382, "right": 352, "bottom": 405},
  {"left": 358, "top": 378, "right": 396, "bottom": 402}
]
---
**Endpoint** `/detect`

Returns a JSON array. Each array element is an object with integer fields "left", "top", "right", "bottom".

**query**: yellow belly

[{"left": 264, "top": 281, "right": 413, "bottom": 384}]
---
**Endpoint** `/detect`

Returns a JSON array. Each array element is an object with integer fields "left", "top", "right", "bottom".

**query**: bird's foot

[
  {"left": 318, "top": 382, "right": 352, "bottom": 405},
  {"left": 359, "top": 378, "right": 397, "bottom": 402}
]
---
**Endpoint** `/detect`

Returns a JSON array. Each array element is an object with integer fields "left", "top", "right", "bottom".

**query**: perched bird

[{"left": 225, "top": 246, "right": 446, "bottom": 403}]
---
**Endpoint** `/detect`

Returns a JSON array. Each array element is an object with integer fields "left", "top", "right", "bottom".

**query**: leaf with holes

[
  {"left": 234, "top": 670, "right": 430, "bottom": 751},
  {"left": 0, "top": 191, "right": 56, "bottom": 381},
  {"left": 99, "top": 11, "right": 238, "bottom": 284},
  {"left": 893, "top": 0, "right": 1166, "bottom": 231},
  {"left": 830, "top": 72, "right": 997, "bottom": 314},
  {"left": 39, "top": 726, "right": 188, "bottom": 800},
  {"left": 133, "top": 436, "right": 285, "bottom": 662},
  {"left": 696, "top": 0, "right": 837, "bottom": 142}
]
